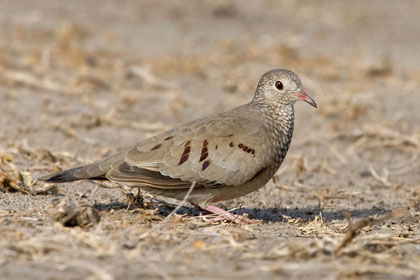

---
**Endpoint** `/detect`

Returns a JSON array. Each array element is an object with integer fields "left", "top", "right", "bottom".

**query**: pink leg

[{"left": 200, "top": 205, "right": 253, "bottom": 224}]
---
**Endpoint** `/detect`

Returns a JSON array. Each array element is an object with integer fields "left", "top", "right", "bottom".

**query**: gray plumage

[{"left": 40, "top": 69, "right": 316, "bottom": 206}]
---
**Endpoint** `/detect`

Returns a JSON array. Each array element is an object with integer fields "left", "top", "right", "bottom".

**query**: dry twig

[{"left": 335, "top": 209, "right": 407, "bottom": 253}]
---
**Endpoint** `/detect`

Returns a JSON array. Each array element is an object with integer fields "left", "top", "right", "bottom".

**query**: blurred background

[{"left": 0, "top": 1, "right": 419, "bottom": 279}]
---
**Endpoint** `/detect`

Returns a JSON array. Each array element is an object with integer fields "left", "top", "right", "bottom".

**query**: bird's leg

[
  {"left": 318, "top": 199, "right": 324, "bottom": 224},
  {"left": 199, "top": 205, "right": 253, "bottom": 224},
  {"left": 161, "top": 182, "right": 196, "bottom": 224}
]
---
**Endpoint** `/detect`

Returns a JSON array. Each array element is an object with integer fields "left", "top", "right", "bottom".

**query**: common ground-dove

[{"left": 40, "top": 69, "right": 317, "bottom": 223}]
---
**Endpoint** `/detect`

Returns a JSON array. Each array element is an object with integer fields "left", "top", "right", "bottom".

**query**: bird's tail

[
  {"left": 39, "top": 152, "right": 125, "bottom": 183},
  {"left": 38, "top": 165, "right": 102, "bottom": 182}
]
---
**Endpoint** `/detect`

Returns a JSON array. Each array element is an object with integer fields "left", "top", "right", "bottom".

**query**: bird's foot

[{"left": 200, "top": 205, "right": 252, "bottom": 224}]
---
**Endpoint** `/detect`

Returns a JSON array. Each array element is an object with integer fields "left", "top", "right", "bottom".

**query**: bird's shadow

[
  {"left": 235, "top": 206, "right": 388, "bottom": 222},
  {"left": 94, "top": 200, "right": 388, "bottom": 223}
]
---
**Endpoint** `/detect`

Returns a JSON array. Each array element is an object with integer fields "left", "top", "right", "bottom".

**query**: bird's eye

[{"left": 275, "top": 81, "right": 283, "bottom": 90}]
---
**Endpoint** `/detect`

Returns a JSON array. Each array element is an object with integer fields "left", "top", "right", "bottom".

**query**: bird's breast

[{"left": 266, "top": 107, "right": 295, "bottom": 170}]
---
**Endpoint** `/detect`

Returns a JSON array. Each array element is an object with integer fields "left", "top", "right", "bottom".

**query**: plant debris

[{"left": 49, "top": 200, "right": 100, "bottom": 227}]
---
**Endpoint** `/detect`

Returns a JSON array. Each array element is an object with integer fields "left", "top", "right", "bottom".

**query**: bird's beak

[{"left": 294, "top": 91, "right": 317, "bottom": 108}]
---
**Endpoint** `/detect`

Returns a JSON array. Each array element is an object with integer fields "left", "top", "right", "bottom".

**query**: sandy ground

[{"left": 0, "top": 1, "right": 420, "bottom": 279}]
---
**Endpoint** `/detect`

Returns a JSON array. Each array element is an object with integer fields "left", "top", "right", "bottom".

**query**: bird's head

[{"left": 253, "top": 69, "right": 317, "bottom": 108}]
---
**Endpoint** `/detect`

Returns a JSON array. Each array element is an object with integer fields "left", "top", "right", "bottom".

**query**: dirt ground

[{"left": 0, "top": 1, "right": 419, "bottom": 279}]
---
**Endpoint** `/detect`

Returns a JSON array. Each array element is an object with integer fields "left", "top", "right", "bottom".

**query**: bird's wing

[{"left": 107, "top": 107, "right": 271, "bottom": 189}]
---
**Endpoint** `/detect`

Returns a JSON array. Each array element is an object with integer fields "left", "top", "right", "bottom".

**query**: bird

[{"left": 40, "top": 69, "right": 317, "bottom": 224}]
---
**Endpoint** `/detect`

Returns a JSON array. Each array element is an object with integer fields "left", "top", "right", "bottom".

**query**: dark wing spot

[
  {"left": 183, "top": 146, "right": 191, "bottom": 155},
  {"left": 178, "top": 144, "right": 191, "bottom": 165},
  {"left": 237, "top": 143, "right": 254, "bottom": 154},
  {"left": 179, "top": 154, "right": 189, "bottom": 165},
  {"left": 229, "top": 142, "right": 234, "bottom": 147},
  {"left": 215, "top": 145, "right": 218, "bottom": 150},
  {"left": 151, "top": 144, "right": 162, "bottom": 151},
  {"left": 199, "top": 140, "right": 209, "bottom": 162},
  {"left": 202, "top": 160, "right": 210, "bottom": 171},
  {"left": 164, "top": 136, "right": 174, "bottom": 141},
  {"left": 199, "top": 147, "right": 208, "bottom": 162}
]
